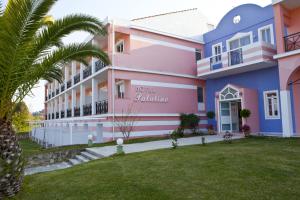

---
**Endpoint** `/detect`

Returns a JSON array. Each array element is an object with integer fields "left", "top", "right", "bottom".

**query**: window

[
  {"left": 116, "top": 40, "right": 124, "bottom": 53},
  {"left": 195, "top": 49, "right": 202, "bottom": 62},
  {"left": 212, "top": 43, "right": 222, "bottom": 63},
  {"left": 116, "top": 81, "right": 125, "bottom": 99},
  {"left": 258, "top": 24, "right": 274, "bottom": 45},
  {"left": 264, "top": 90, "right": 280, "bottom": 119},
  {"left": 229, "top": 35, "right": 251, "bottom": 50},
  {"left": 197, "top": 87, "right": 204, "bottom": 103}
]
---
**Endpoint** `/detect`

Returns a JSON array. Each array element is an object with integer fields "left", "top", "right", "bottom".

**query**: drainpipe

[{"left": 112, "top": 19, "right": 116, "bottom": 140}]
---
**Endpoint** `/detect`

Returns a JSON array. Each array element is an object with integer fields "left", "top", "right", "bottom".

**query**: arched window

[{"left": 220, "top": 86, "right": 240, "bottom": 101}]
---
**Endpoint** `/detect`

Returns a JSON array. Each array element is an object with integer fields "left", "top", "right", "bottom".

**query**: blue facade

[
  {"left": 202, "top": 4, "right": 283, "bottom": 134},
  {"left": 206, "top": 66, "right": 282, "bottom": 134},
  {"left": 204, "top": 4, "right": 275, "bottom": 58}
]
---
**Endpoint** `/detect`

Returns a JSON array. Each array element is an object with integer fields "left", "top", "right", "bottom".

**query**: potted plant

[
  {"left": 206, "top": 111, "right": 216, "bottom": 135},
  {"left": 240, "top": 109, "right": 251, "bottom": 137}
]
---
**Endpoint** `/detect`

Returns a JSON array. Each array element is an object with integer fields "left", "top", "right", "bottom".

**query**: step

[
  {"left": 81, "top": 151, "right": 100, "bottom": 160},
  {"left": 85, "top": 149, "right": 105, "bottom": 158},
  {"left": 69, "top": 158, "right": 82, "bottom": 166},
  {"left": 76, "top": 155, "right": 89, "bottom": 163}
]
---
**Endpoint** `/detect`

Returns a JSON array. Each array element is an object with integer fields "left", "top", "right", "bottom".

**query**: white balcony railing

[{"left": 197, "top": 42, "right": 277, "bottom": 79}]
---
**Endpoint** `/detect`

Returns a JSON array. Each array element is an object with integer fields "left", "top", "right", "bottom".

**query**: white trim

[
  {"left": 274, "top": 49, "right": 300, "bottom": 59},
  {"left": 131, "top": 80, "right": 197, "bottom": 90},
  {"left": 226, "top": 31, "right": 253, "bottom": 51},
  {"left": 212, "top": 42, "right": 222, "bottom": 55},
  {"left": 258, "top": 24, "right": 275, "bottom": 45},
  {"left": 263, "top": 90, "right": 281, "bottom": 120},
  {"left": 111, "top": 66, "right": 198, "bottom": 79},
  {"left": 103, "top": 129, "right": 208, "bottom": 137},
  {"left": 280, "top": 90, "right": 294, "bottom": 137},
  {"left": 130, "top": 24, "right": 204, "bottom": 44},
  {"left": 131, "top": 35, "right": 196, "bottom": 52}
]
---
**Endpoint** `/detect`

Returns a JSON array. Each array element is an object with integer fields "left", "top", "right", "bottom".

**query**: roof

[{"left": 132, "top": 8, "right": 198, "bottom": 21}]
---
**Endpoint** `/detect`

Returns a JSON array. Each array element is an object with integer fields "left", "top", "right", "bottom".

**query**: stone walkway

[{"left": 25, "top": 134, "right": 243, "bottom": 175}]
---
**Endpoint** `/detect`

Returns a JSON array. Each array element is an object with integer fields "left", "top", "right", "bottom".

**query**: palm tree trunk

[{"left": 0, "top": 119, "right": 24, "bottom": 198}]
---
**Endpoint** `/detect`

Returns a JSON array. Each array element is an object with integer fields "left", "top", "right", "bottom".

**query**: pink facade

[
  {"left": 273, "top": 0, "right": 300, "bottom": 136},
  {"left": 44, "top": 18, "right": 206, "bottom": 142}
]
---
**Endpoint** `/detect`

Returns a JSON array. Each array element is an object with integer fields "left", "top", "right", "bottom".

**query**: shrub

[
  {"left": 206, "top": 111, "right": 215, "bottom": 119},
  {"left": 241, "top": 124, "right": 251, "bottom": 137},
  {"left": 179, "top": 113, "right": 200, "bottom": 135}
]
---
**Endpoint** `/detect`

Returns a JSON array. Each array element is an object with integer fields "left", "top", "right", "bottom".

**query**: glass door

[{"left": 220, "top": 101, "right": 240, "bottom": 132}]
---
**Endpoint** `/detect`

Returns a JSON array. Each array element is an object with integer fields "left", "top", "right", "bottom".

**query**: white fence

[{"left": 30, "top": 121, "right": 103, "bottom": 147}]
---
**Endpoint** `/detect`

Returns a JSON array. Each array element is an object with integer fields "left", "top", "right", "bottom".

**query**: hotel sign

[{"left": 134, "top": 86, "right": 168, "bottom": 103}]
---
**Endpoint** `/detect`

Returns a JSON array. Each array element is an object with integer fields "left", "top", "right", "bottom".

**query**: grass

[
  {"left": 19, "top": 135, "right": 177, "bottom": 158},
  {"left": 12, "top": 137, "right": 300, "bottom": 200}
]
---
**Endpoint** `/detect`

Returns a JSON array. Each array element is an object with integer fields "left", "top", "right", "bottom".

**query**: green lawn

[{"left": 13, "top": 137, "right": 300, "bottom": 200}]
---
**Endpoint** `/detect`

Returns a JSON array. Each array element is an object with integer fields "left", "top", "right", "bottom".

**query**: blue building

[{"left": 198, "top": 4, "right": 283, "bottom": 135}]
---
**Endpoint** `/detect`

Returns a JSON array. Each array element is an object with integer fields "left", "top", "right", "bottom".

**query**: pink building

[
  {"left": 39, "top": 9, "right": 213, "bottom": 146},
  {"left": 273, "top": 0, "right": 300, "bottom": 136}
]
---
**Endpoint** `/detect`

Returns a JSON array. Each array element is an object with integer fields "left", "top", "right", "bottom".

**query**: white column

[
  {"left": 65, "top": 93, "right": 68, "bottom": 115},
  {"left": 80, "top": 63, "right": 84, "bottom": 81},
  {"left": 92, "top": 78, "right": 99, "bottom": 115},
  {"left": 71, "top": 89, "right": 76, "bottom": 117},
  {"left": 58, "top": 96, "right": 62, "bottom": 119},
  {"left": 64, "top": 66, "right": 69, "bottom": 86},
  {"left": 92, "top": 39, "right": 96, "bottom": 74},
  {"left": 71, "top": 61, "right": 76, "bottom": 85},
  {"left": 80, "top": 84, "right": 85, "bottom": 116},
  {"left": 280, "top": 90, "right": 294, "bottom": 137}
]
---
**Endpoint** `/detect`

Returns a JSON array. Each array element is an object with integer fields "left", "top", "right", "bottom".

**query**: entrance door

[{"left": 220, "top": 101, "right": 241, "bottom": 132}]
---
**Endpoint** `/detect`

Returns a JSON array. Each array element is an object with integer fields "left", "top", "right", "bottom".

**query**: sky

[{"left": 17, "top": 0, "right": 271, "bottom": 112}]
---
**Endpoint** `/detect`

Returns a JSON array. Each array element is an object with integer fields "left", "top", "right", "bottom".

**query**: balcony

[
  {"left": 74, "top": 73, "right": 80, "bottom": 85},
  {"left": 197, "top": 42, "right": 277, "bottom": 79},
  {"left": 284, "top": 32, "right": 300, "bottom": 52},
  {"left": 83, "top": 66, "right": 92, "bottom": 79},
  {"left": 74, "top": 107, "right": 80, "bottom": 117},
  {"left": 96, "top": 100, "right": 108, "bottom": 115},
  {"left": 67, "top": 80, "right": 72, "bottom": 89},
  {"left": 95, "top": 60, "right": 106, "bottom": 72},
  {"left": 61, "top": 84, "right": 65, "bottom": 92},
  {"left": 61, "top": 111, "right": 65, "bottom": 119},
  {"left": 67, "top": 109, "right": 72, "bottom": 118},
  {"left": 83, "top": 104, "right": 92, "bottom": 116}
]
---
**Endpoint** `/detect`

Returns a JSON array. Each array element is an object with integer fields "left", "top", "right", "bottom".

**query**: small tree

[
  {"left": 206, "top": 111, "right": 215, "bottom": 134},
  {"left": 189, "top": 114, "right": 200, "bottom": 134},
  {"left": 240, "top": 109, "right": 251, "bottom": 137},
  {"left": 240, "top": 109, "right": 251, "bottom": 123},
  {"left": 115, "top": 104, "right": 138, "bottom": 140}
]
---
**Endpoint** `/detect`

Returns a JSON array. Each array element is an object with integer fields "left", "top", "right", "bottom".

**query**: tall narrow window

[
  {"left": 264, "top": 90, "right": 280, "bottom": 119},
  {"left": 197, "top": 87, "right": 204, "bottom": 103},
  {"left": 212, "top": 43, "right": 222, "bottom": 63},
  {"left": 116, "top": 40, "right": 124, "bottom": 53},
  {"left": 259, "top": 25, "right": 274, "bottom": 45},
  {"left": 116, "top": 82, "right": 125, "bottom": 99},
  {"left": 195, "top": 49, "right": 202, "bottom": 63}
]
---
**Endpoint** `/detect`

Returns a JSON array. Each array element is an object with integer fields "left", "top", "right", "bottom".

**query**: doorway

[{"left": 220, "top": 101, "right": 242, "bottom": 133}]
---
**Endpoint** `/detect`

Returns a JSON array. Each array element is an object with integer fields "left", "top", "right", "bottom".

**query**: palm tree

[{"left": 0, "top": 0, "right": 109, "bottom": 197}]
